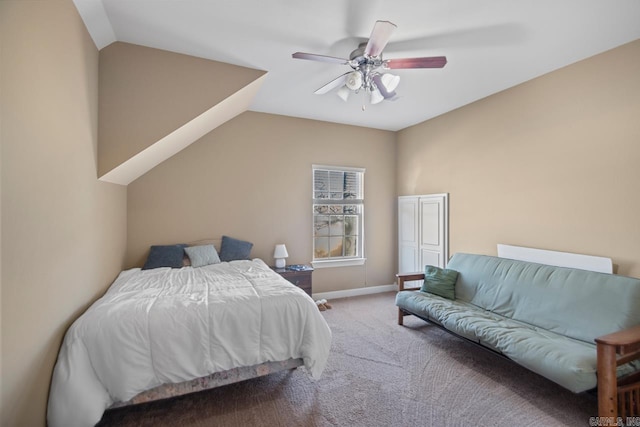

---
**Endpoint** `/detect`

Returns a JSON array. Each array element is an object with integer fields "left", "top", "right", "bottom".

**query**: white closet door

[
  {"left": 398, "top": 194, "right": 449, "bottom": 276},
  {"left": 398, "top": 197, "right": 419, "bottom": 274}
]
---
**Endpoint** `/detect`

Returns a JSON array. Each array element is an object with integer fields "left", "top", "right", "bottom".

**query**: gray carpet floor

[{"left": 97, "top": 291, "right": 596, "bottom": 426}]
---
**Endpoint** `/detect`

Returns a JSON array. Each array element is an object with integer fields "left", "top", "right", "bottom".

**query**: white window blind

[{"left": 312, "top": 165, "right": 365, "bottom": 267}]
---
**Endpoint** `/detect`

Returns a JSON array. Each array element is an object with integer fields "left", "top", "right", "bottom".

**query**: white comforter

[{"left": 47, "top": 259, "right": 331, "bottom": 427}]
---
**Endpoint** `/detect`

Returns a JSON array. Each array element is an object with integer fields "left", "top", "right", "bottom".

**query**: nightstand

[{"left": 271, "top": 266, "right": 313, "bottom": 297}]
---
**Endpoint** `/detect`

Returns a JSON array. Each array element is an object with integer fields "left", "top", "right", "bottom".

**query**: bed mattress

[{"left": 47, "top": 259, "right": 332, "bottom": 427}]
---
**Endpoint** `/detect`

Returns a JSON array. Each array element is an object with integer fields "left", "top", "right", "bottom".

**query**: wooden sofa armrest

[
  {"left": 595, "top": 324, "right": 640, "bottom": 421},
  {"left": 395, "top": 273, "right": 424, "bottom": 326},
  {"left": 396, "top": 272, "right": 425, "bottom": 291},
  {"left": 596, "top": 325, "right": 640, "bottom": 352}
]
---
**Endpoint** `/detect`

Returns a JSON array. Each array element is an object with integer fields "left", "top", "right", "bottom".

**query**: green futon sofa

[{"left": 396, "top": 253, "right": 640, "bottom": 419}]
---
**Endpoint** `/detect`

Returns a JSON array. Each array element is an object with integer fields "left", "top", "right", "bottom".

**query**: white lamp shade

[
  {"left": 380, "top": 73, "right": 400, "bottom": 92},
  {"left": 274, "top": 244, "right": 289, "bottom": 268},
  {"left": 337, "top": 85, "right": 350, "bottom": 102},
  {"left": 345, "top": 71, "right": 363, "bottom": 91},
  {"left": 370, "top": 87, "right": 384, "bottom": 105},
  {"left": 273, "top": 244, "right": 289, "bottom": 258}
]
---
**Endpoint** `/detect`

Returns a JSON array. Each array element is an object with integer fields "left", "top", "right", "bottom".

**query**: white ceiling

[{"left": 74, "top": 0, "right": 640, "bottom": 132}]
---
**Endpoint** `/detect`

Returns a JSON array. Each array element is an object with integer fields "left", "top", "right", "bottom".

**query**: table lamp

[{"left": 273, "top": 244, "right": 289, "bottom": 268}]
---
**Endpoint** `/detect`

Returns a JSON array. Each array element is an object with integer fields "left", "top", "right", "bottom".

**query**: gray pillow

[
  {"left": 184, "top": 245, "right": 220, "bottom": 268},
  {"left": 142, "top": 244, "right": 187, "bottom": 270},
  {"left": 420, "top": 265, "right": 458, "bottom": 300},
  {"left": 219, "top": 236, "right": 253, "bottom": 262}
]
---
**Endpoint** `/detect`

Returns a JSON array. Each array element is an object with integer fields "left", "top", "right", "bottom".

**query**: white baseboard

[{"left": 312, "top": 284, "right": 396, "bottom": 301}]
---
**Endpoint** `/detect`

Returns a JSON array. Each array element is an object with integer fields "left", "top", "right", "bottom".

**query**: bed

[{"left": 47, "top": 242, "right": 332, "bottom": 427}]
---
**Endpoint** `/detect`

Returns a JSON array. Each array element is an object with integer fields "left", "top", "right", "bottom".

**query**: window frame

[{"left": 311, "top": 165, "right": 366, "bottom": 269}]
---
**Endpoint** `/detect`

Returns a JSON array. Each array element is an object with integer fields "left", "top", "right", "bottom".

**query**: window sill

[{"left": 311, "top": 258, "right": 366, "bottom": 269}]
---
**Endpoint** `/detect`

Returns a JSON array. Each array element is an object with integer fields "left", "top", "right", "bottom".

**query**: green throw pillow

[{"left": 420, "top": 265, "right": 458, "bottom": 300}]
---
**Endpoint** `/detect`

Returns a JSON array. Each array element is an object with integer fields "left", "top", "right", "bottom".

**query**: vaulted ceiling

[{"left": 75, "top": 0, "right": 640, "bottom": 132}]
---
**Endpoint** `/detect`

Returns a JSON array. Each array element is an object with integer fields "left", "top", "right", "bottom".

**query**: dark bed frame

[{"left": 109, "top": 358, "right": 304, "bottom": 409}]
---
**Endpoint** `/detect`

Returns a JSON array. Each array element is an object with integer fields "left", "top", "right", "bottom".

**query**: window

[{"left": 312, "top": 165, "right": 365, "bottom": 268}]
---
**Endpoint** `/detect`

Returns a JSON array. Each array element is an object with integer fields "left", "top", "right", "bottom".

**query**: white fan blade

[
  {"left": 314, "top": 73, "right": 350, "bottom": 95},
  {"left": 364, "top": 21, "right": 397, "bottom": 57},
  {"left": 292, "top": 52, "right": 350, "bottom": 65}
]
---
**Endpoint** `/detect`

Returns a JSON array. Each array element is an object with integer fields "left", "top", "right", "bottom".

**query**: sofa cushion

[
  {"left": 396, "top": 290, "right": 598, "bottom": 392},
  {"left": 421, "top": 265, "right": 458, "bottom": 300},
  {"left": 446, "top": 253, "right": 640, "bottom": 345}
]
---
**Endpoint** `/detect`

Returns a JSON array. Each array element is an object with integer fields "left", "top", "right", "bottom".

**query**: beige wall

[
  {"left": 98, "top": 42, "right": 265, "bottom": 177},
  {"left": 1, "top": 2, "right": 127, "bottom": 426},
  {"left": 398, "top": 39, "right": 640, "bottom": 278},
  {"left": 127, "top": 112, "right": 397, "bottom": 292}
]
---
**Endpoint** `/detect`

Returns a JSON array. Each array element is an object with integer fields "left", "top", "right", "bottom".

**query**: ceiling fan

[{"left": 292, "top": 20, "right": 447, "bottom": 106}]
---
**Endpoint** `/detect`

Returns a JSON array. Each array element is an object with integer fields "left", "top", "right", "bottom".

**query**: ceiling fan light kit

[
  {"left": 346, "top": 71, "right": 363, "bottom": 91},
  {"left": 336, "top": 85, "right": 351, "bottom": 102},
  {"left": 370, "top": 87, "right": 385, "bottom": 105},
  {"left": 292, "top": 20, "right": 447, "bottom": 107},
  {"left": 380, "top": 73, "right": 400, "bottom": 92}
]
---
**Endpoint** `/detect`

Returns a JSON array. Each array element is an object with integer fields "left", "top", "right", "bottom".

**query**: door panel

[
  {"left": 421, "top": 249, "right": 441, "bottom": 267},
  {"left": 420, "top": 201, "right": 440, "bottom": 246},
  {"left": 399, "top": 199, "right": 418, "bottom": 245},
  {"left": 399, "top": 247, "right": 419, "bottom": 274}
]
